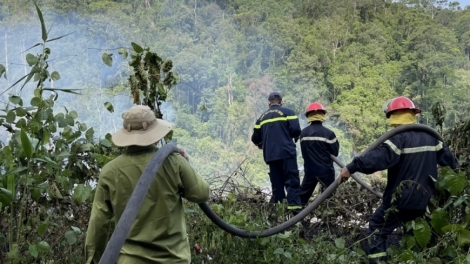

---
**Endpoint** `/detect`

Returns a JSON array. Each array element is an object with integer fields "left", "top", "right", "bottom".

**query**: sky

[{"left": 459, "top": 0, "right": 470, "bottom": 7}]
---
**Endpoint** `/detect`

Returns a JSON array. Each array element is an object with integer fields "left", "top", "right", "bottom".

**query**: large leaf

[
  {"left": 102, "top": 53, "right": 113, "bottom": 67},
  {"left": 100, "top": 139, "right": 112, "bottom": 148},
  {"left": 413, "top": 218, "right": 431, "bottom": 248},
  {"left": 50, "top": 71, "right": 60, "bottom": 81},
  {"left": 20, "top": 128, "right": 33, "bottom": 158},
  {"left": 131, "top": 42, "right": 144, "bottom": 53},
  {"left": 104, "top": 102, "right": 114, "bottom": 113},
  {"left": 28, "top": 244, "right": 38, "bottom": 258},
  {"left": 26, "top": 54, "right": 38, "bottom": 66},
  {"left": 443, "top": 171, "right": 467, "bottom": 195},
  {"left": 0, "top": 188, "right": 12, "bottom": 207},
  {"left": 430, "top": 208, "right": 449, "bottom": 234},
  {"left": 34, "top": 2, "right": 47, "bottom": 41},
  {"left": 37, "top": 220, "right": 49, "bottom": 236},
  {"left": 334, "top": 237, "right": 345, "bottom": 249},
  {"left": 86, "top": 128, "right": 95, "bottom": 140},
  {"left": 64, "top": 230, "right": 77, "bottom": 245},
  {"left": 72, "top": 184, "right": 92, "bottom": 204},
  {"left": 31, "top": 97, "right": 41, "bottom": 107},
  {"left": 6, "top": 111, "right": 16, "bottom": 123},
  {"left": 9, "top": 95, "right": 23, "bottom": 106},
  {"left": 36, "top": 241, "right": 50, "bottom": 252}
]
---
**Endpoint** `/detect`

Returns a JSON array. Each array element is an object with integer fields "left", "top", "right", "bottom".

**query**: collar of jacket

[
  {"left": 310, "top": 121, "right": 323, "bottom": 125},
  {"left": 269, "top": 104, "right": 281, "bottom": 108},
  {"left": 125, "top": 145, "right": 158, "bottom": 155}
]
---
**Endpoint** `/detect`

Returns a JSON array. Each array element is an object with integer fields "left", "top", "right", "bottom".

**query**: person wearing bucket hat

[
  {"left": 251, "top": 91, "right": 302, "bottom": 214},
  {"left": 339, "top": 97, "right": 457, "bottom": 263},
  {"left": 85, "top": 105, "right": 209, "bottom": 264}
]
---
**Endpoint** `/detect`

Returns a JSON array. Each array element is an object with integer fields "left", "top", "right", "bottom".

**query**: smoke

[{"left": 0, "top": 9, "right": 177, "bottom": 141}]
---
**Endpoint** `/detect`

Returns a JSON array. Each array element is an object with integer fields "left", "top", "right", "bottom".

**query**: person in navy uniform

[
  {"left": 251, "top": 91, "right": 302, "bottom": 213},
  {"left": 339, "top": 96, "right": 458, "bottom": 263},
  {"left": 299, "top": 102, "right": 339, "bottom": 205}
]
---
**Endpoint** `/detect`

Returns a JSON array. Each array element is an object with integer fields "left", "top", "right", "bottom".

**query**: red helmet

[
  {"left": 385, "top": 96, "right": 421, "bottom": 118},
  {"left": 305, "top": 102, "right": 327, "bottom": 116}
]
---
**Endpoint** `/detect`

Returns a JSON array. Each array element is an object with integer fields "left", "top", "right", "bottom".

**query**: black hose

[
  {"left": 198, "top": 124, "right": 443, "bottom": 237},
  {"left": 100, "top": 124, "right": 442, "bottom": 262}
]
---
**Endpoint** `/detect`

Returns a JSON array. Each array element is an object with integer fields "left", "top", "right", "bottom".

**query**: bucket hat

[{"left": 112, "top": 105, "right": 172, "bottom": 147}]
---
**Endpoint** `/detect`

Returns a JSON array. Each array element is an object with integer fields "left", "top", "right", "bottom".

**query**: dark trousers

[
  {"left": 298, "top": 174, "right": 334, "bottom": 205},
  {"left": 367, "top": 203, "right": 425, "bottom": 263},
  {"left": 267, "top": 157, "right": 301, "bottom": 208}
]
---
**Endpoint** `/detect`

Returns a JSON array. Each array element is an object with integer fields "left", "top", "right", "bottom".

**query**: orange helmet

[
  {"left": 305, "top": 102, "right": 327, "bottom": 116},
  {"left": 384, "top": 96, "right": 421, "bottom": 118}
]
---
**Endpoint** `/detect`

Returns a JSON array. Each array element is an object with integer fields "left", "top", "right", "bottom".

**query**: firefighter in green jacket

[{"left": 85, "top": 105, "right": 210, "bottom": 264}]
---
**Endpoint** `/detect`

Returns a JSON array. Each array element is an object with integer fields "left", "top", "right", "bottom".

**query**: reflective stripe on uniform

[
  {"left": 287, "top": 205, "right": 302, "bottom": 210},
  {"left": 368, "top": 252, "right": 387, "bottom": 259},
  {"left": 301, "top": 136, "right": 337, "bottom": 144},
  {"left": 254, "top": 115, "right": 298, "bottom": 129},
  {"left": 384, "top": 140, "right": 443, "bottom": 155},
  {"left": 384, "top": 140, "right": 401, "bottom": 155}
]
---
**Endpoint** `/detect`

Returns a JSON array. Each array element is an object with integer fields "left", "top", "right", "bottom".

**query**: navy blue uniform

[
  {"left": 299, "top": 121, "right": 339, "bottom": 205},
  {"left": 251, "top": 105, "right": 302, "bottom": 208},
  {"left": 346, "top": 130, "right": 457, "bottom": 263}
]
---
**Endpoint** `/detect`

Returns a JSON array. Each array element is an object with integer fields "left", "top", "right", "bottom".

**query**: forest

[{"left": 0, "top": 0, "right": 470, "bottom": 263}]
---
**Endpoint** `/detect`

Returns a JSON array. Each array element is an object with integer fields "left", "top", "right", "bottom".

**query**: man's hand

[
  {"left": 339, "top": 167, "right": 351, "bottom": 184},
  {"left": 179, "top": 148, "right": 189, "bottom": 161}
]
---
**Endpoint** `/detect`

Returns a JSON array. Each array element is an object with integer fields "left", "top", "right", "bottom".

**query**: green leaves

[
  {"left": 34, "top": 2, "right": 47, "bottom": 42},
  {"left": 72, "top": 184, "right": 92, "bottom": 204},
  {"left": 334, "top": 238, "right": 345, "bottom": 249},
  {"left": 0, "top": 188, "right": 12, "bottom": 207},
  {"left": 37, "top": 219, "right": 49, "bottom": 236},
  {"left": 412, "top": 218, "right": 431, "bottom": 248},
  {"left": 26, "top": 54, "right": 38, "bottom": 66},
  {"left": 31, "top": 97, "right": 41, "bottom": 107},
  {"left": 102, "top": 53, "right": 113, "bottom": 67},
  {"left": 442, "top": 224, "right": 470, "bottom": 245},
  {"left": 64, "top": 227, "right": 81, "bottom": 246},
  {"left": 9, "top": 95, "right": 23, "bottom": 106},
  {"left": 29, "top": 244, "right": 38, "bottom": 258},
  {"left": 104, "top": 102, "right": 114, "bottom": 113},
  {"left": 20, "top": 128, "right": 34, "bottom": 159},
  {"left": 131, "top": 42, "right": 144, "bottom": 53},
  {"left": 6, "top": 110, "right": 16, "bottom": 123},
  {"left": 440, "top": 168, "right": 467, "bottom": 195},
  {"left": 430, "top": 208, "right": 449, "bottom": 234},
  {"left": 50, "top": 71, "right": 60, "bottom": 81}
]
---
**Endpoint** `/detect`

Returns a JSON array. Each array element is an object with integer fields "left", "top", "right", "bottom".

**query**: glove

[{"left": 294, "top": 137, "right": 299, "bottom": 143}]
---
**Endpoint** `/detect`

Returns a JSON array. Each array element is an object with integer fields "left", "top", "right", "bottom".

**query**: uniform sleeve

[
  {"left": 329, "top": 132, "right": 340, "bottom": 157},
  {"left": 287, "top": 112, "right": 301, "bottom": 139},
  {"left": 437, "top": 141, "right": 458, "bottom": 170},
  {"left": 85, "top": 174, "right": 113, "bottom": 264},
  {"left": 346, "top": 140, "right": 401, "bottom": 175},
  {"left": 178, "top": 156, "right": 210, "bottom": 203},
  {"left": 251, "top": 119, "right": 262, "bottom": 148}
]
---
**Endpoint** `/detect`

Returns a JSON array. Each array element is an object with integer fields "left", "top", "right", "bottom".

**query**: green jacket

[{"left": 85, "top": 145, "right": 209, "bottom": 264}]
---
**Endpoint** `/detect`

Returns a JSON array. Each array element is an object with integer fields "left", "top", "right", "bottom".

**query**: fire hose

[{"left": 99, "top": 124, "right": 443, "bottom": 264}]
